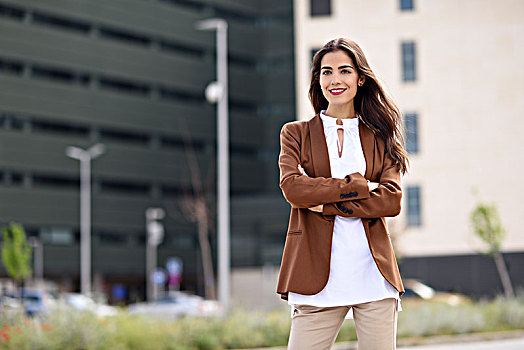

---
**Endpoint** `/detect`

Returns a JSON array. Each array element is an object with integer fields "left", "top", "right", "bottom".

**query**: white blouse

[{"left": 288, "top": 111, "right": 400, "bottom": 319}]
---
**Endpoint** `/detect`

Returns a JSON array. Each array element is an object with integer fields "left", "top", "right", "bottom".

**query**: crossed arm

[
  {"left": 279, "top": 123, "right": 402, "bottom": 219},
  {"left": 298, "top": 164, "right": 379, "bottom": 212}
]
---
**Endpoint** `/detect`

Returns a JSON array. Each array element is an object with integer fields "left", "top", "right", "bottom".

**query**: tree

[
  {"left": 470, "top": 201, "right": 514, "bottom": 298},
  {"left": 1, "top": 222, "right": 33, "bottom": 293},
  {"left": 166, "top": 121, "right": 216, "bottom": 300}
]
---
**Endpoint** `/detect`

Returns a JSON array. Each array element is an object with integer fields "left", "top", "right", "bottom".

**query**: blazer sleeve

[
  {"left": 322, "top": 151, "right": 402, "bottom": 218},
  {"left": 279, "top": 123, "right": 370, "bottom": 209}
]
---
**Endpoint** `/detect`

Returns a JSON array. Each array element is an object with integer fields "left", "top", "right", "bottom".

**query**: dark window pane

[
  {"left": 310, "top": 0, "right": 331, "bottom": 16},
  {"left": 100, "top": 128, "right": 150, "bottom": 145},
  {"left": 100, "top": 180, "right": 150, "bottom": 196},
  {"left": 0, "top": 3, "right": 25, "bottom": 20},
  {"left": 32, "top": 65, "right": 90, "bottom": 86},
  {"left": 229, "top": 100, "right": 257, "bottom": 113},
  {"left": 402, "top": 41, "right": 416, "bottom": 81},
  {"left": 99, "top": 77, "right": 150, "bottom": 96},
  {"left": 33, "top": 174, "right": 79, "bottom": 189},
  {"left": 0, "top": 57, "right": 24, "bottom": 75},
  {"left": 33, "top": 11, "right": 91, "bottom": 34},
  {"left": 157, "top": 0, "right": 204, "bottom": 11},
  {"left": 407, "top": 186, "right": 421, "bottom": 227},
  {"left": 311, "top": 48, "right": 321, "bottom": 62},
  {"left": 97, "top": 231, "right": 128, "bottom": 245},
  {"left": 99, "top": 26, "right": 151, "bottom": 47},
  {"left": 1, "top": 170, "right": 23, "bottom": 186},
  {"left": 0, "top": 112, "right": 24, "bottom": 130},
  {"left": 404, "top": 113, "right": 418, "bottom": 154},
  {"left": 400, "top": 0, "right": 414, "bottom": 11},
  {"left": 32, "top": 119, "right": 89, "bottom": 137}
]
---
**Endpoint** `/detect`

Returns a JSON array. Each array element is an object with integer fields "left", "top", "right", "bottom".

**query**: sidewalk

[{"left": 241, "top": 329, "right": 524, "bottom": 350}]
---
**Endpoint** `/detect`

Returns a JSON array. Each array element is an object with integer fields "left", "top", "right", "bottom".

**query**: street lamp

[
  {"left": 195, "top": 18, "right": 230, "bottom": 312},
  {"left": 65, "top": 143, "right": 105, "bottom": 296},
  {"left": 29, "top": 237, "right": 43, "bottom": 286},
  {"left": 145, "top": 207, "right": 165, "bottom": 302}
]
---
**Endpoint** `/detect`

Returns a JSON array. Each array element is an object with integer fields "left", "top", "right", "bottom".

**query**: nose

[{"left": 330, "top": 72, "right": 341, "bottom": 85}]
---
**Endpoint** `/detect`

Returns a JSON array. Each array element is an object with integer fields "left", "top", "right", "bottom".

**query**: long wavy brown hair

[{"left": 309, "top": 38, "right": 409, "bottom": 174}]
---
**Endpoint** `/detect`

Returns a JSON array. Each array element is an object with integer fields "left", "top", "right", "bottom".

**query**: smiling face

[{"left": 319, "top": 50, "right": 364, "bottom": 117}]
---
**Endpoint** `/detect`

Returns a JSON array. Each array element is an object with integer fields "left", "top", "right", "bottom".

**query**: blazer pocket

[{"left": 287, "top": 230, "right": 302, "bottom": 235}]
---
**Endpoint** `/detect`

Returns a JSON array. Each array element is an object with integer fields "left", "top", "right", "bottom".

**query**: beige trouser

[{"left": 287, "top": 298, "right": 398, "bottom": 350}]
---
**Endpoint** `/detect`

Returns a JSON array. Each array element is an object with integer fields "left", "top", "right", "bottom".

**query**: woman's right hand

[{"left": 368, "top": 181, "right": 379, "bottom": 191}]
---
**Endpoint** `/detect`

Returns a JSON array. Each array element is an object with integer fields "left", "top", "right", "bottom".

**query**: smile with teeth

[{"left": 329, "top": 88, "right": 347, "bottom": 95}]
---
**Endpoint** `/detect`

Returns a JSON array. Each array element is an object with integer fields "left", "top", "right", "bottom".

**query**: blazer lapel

[
  {"left": 308, "top": 114, "right": 332, "bottom": 178},
  {"left": 359, "top": 121, "right": 375, "bottom": 180}
]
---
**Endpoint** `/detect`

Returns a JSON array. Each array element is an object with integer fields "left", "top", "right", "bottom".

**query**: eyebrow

[{"left": 321, "top": 64, "right": 354, "bottom": 70}]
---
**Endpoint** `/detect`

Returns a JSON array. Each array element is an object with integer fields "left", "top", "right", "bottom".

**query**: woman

[{"left": 277, "top": 38, "right": 409, "bottom": 350}]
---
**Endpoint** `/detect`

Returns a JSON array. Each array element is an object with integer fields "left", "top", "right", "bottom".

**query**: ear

[{"left": 358, "top": 77, "right": 365, "bottom": 86}]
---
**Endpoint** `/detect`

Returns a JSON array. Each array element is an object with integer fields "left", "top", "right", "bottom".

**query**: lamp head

[{"left": 195, "top": 18, "right": 227, "bottom": 31}]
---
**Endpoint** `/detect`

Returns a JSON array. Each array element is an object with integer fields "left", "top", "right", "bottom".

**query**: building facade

[
  {"left": 294, "top": 0, "right": 524, "bottom": 296},
  {"left": 0, "top": 0, "right": 294, "bottom": 301}
]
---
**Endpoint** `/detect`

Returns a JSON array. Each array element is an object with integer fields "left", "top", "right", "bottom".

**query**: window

[
  {"left": 99, "top": 77, "right": 150, "bottom": 96},
  {"left": 33, "top": 173, "right": 79, "bottom": 189},
  {"left": 41, "top": 227, "right": 74, "bottom": 245},
  {"left": 31, "top": 65, "right": 90, "bottom": 86},
  {"left": 400, "top": 0, "right": 414, "bottom": 11},
  {"left": 99, "top": 26, "right": 151, "bottom": 47},
  {"left": 100, "top": 128, "right": 150, "bottom": 145},
  {"left": 32, "top": 11, "right": 91, "bottom": 34},
  {"left": 1, "top": 170, "right": 23, "bottom": 186},
  {"left": 0, "top": 57, "right": 24, "bottom": 75},
  {"left": 100, "top": 180, "right": 150, "bottom": 196},
  {"left": 0, "top": 112, "right": 24, "bottom": 130},
  {"left": 401, "top": 41, "right": 417, "bottom": 82},
  {"left": 404, "top": 113, "right": 418, "bottom": 154},
  {"left": 406, "top": 186, "right": 422, "bottom": 227},
  {"left": 0, "top": 3, "right": 25, "bottom": 20},
  {"left": 98, "top": 231, "right": 128, "bottom": 245},
  {"left": 32, "top": 119, "right": 89, "bottom": 137},
  {"left": 311, "top": 48, "right": 321, "bottom": 62},
  {"left": 310, "top": 0, "right": 331, "bottom": 17}
]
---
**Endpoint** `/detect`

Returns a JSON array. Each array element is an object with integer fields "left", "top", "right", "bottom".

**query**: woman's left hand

[{"left": 308, "top": 204, "right": 323, "bottom": 212}]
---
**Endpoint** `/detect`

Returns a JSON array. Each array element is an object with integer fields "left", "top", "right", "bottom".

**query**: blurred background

[{"left": 0, "top": 0, "right": 522, "bottom": 313}]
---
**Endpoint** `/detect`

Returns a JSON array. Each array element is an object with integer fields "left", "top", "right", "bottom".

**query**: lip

[{"left": 329, "top": 88, "right": 346, "bottom": 96}]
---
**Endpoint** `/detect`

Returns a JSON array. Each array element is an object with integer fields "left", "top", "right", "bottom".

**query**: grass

[{"left": 0, "top": 292, "right": 523, "bottom": 349}]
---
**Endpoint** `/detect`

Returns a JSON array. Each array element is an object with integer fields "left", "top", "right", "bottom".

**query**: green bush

[{"left": 1, "top": 293, "right": 524, "bottom": 349}]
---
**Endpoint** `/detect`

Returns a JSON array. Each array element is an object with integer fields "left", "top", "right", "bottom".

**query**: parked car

[
  {"left": 0, "top": 294, "right": 23, "bottom": 317},
  {"left": 61, "top": 293, "right": 118, "bottom": 317},
  {"left": 5, "top": 288, "right": 57, "bottom": 316},
  {"left": 403, "top": 279, "right": 470, "bottom": 305},
  {"left": 127, "top": 291, "right": 220, "bottom": 320}
]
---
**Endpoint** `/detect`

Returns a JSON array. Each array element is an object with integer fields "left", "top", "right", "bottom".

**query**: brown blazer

[{"left": 276, "top": 114, "right": 404, "bottom": 299}]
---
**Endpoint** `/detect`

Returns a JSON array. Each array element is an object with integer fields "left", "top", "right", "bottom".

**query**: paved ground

[{"left": 399, "top": 337, "right": 524, "bottom": 349}]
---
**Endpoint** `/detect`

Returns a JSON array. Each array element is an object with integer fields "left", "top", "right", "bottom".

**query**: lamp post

[
  {"left": 65, "top": 143, "right": 105, "bottom": 296},
  {"left": 29, "top": 237, "right": 43, "bottom": 286},
  {"left": 195, "top": 18, "right": 230, "bottom": 312},
  {"left": 145, "top": 207, "right": 165, "bottom": 302}
]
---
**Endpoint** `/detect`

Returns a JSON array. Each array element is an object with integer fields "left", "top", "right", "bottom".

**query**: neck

[{"left": 324, "top": 103, "right": 356, "bottom": 119}]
